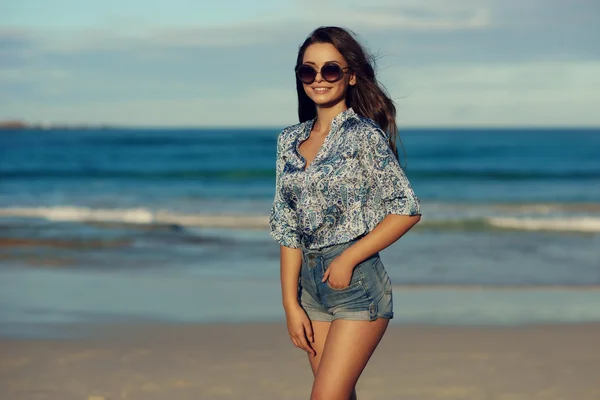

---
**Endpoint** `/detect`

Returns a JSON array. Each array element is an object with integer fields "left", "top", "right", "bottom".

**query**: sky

[{"left": 1, "top": 0, "right": 599, "bottom": 127}]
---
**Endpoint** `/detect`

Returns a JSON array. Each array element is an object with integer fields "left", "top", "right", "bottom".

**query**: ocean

[{"left": 1, "top": 127, "right": 599, "bottom": 337}]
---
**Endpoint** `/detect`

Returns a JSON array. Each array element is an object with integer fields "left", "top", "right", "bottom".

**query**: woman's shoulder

[{"left": 344, "top": 112, "right": 388, "bottom": 141}]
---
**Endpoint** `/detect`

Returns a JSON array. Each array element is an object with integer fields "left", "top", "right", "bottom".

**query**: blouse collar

[
  {"left": 307, "top": 107, "right": 355, "bottom": 132},
  {"left": 301, "top": 107, "right": 355, "bottom": 141},
  {"left": 291, "top": 107, "right": 356, "bottom": 169}
]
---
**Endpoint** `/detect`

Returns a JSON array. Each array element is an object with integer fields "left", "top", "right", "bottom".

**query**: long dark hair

[{"left": 295, "top": 26, "right": 401, "bottom": 159}]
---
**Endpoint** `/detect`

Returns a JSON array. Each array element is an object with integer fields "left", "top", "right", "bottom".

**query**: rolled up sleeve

[
  {"left": 361, "top": 127, "right": 421, "bottom": 216},
  {"left": 269, "top": 133, "right": 302, "bottom": 248}
]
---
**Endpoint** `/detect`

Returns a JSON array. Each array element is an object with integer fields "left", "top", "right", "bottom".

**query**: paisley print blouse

[{"left": 269, "top": 108, "right": 420, "bottom": 250}]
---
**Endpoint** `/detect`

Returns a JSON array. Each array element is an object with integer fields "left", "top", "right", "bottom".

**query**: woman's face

[{"left": 301, "top": 42, "right": 356, "bottom": 108}]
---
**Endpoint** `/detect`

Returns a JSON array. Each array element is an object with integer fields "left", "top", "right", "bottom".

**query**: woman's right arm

[
  {"left": 280, "top": 245, "right": 315, "bottom": 356},
  {"left": 269, "top": 131, "right": 315, "bottom": 356},
  {"left": 280, "top": 245, "right": 302, "bottom": 311}
]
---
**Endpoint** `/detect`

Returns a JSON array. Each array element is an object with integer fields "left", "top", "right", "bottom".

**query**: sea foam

[
  {"left": 1, "top": 206, "right": 600, "bottom": 233},
  {"left": 0, "top": 206, "right": 268, "bottom": 229}
]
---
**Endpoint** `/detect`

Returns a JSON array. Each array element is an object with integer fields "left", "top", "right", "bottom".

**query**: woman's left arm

[
  {"left": 346, "top": 125, "right": 422, "bottom": 261},
  {"left": 339, "top": 213, "right": 420, "bottom": 267},
  {"left": 323, "top": 213, "right": 420, "bottom": 288},
  {"left": 322, "top": 126, "right": 421, "bottom": 288}
]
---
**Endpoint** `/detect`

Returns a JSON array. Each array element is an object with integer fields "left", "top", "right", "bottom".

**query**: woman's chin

[{"left": 310, "top": 96, "right": 346, "bottom": 108}]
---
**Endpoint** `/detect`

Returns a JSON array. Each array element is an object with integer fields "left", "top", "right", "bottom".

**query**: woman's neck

[{"left": 313, "top": 102, "right": 347, "bottom": 134}]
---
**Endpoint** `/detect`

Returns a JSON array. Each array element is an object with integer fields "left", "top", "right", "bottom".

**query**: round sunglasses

[{"left": 295, "top": 63, "right": 351, "bottom": 84}]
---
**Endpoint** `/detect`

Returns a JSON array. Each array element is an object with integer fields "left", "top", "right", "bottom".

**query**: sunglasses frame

[{"left": 295, "top": 62, "right": 351, "bottom": 84}]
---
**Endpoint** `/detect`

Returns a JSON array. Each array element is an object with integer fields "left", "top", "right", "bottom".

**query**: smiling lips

[{"left": 312, "top": 87, "right": 332, "bottom": 94}]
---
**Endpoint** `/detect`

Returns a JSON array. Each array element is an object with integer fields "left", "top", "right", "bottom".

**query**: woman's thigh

[
  {"left": 311, "top": 318, "right": 389, "bottom": 400},
  {"left": 307, "top": 320, "right": 331, "bottom": 376}
]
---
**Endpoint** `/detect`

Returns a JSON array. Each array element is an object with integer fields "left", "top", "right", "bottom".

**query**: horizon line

[{"left": 2, "top": 121, "right": 600, "bottom": 131}]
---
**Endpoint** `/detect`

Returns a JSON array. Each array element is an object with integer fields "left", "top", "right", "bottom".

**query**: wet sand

[{"left": 1, "top": 322, "right": 600, "bottom": 399}]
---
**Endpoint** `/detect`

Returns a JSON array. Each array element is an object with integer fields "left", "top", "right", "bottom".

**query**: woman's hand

[
  {"left": 284, "top": 303, "right": 315, "bottom": 356},
  {"left": 322, "top": 255, "right": 356, "bottom": 289}
]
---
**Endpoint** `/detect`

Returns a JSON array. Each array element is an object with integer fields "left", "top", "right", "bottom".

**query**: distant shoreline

[
  {"left": 2, "top": 120, "right": 600, "bottom": 131},
  {"left": 0, "top": 121, "right": 115, "bottom": 130}
]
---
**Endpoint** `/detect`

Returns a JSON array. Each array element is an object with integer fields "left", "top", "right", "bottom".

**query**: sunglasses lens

[
  {"left": 296, "top": 65, "right": 317, "bottom": 84},
  {"left": 322, "top": 64, "right": 343, "bottom": 82}
]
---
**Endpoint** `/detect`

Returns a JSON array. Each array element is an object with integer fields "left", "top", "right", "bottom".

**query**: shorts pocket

[
  {"left": 322, "top": 256, "right": 364, "bottom": 291},
  {"left": 321, "top": 278, "right": 371, "bottom": 311},
  {"left": 326, "top": 279, "right": 363, "bottom": 292}
]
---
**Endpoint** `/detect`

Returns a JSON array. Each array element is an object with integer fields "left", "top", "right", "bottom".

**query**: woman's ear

[{"left": 349, "top": 72, "right": 356, "bottom": 86}]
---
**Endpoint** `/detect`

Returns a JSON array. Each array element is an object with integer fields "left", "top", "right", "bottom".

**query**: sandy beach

[{"left": 1, "top": 322, "right": 599, "bottom": 400}]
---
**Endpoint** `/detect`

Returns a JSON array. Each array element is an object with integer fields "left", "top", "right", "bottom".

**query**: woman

[{"left": 269, "top": 26, "right": 421, "bottom": 400}]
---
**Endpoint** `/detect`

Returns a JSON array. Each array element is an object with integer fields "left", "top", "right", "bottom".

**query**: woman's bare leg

[
  {"left": 306, "top": 320, "right": 330, "bottom": 375},
  {"left": 310, "top": 318, "right": 389, "bottom": 400},
  {"left": 308, "top": 321, "right": 358, "bottom": 400}
]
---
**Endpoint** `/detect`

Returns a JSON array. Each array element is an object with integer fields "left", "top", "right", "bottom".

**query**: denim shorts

[{"left": 298, "top": 237, "right": 394, "bottom": 322}]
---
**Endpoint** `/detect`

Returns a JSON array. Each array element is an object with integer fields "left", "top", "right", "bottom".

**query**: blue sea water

[{"left": 0, "top": 127, "right": 599, "bottom": 336}]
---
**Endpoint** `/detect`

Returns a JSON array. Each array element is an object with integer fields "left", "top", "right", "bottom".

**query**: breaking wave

[{"left": 1, "top": 206, "right": 599, "bottom": 233}]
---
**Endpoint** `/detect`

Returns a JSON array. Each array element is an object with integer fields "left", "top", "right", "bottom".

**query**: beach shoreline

[{"left": 2, "top": 322, "right": 600, "bottom": 400}]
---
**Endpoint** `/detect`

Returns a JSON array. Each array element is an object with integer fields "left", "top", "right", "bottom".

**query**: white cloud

[
  {"left": 382, "top": 61, "right": 600, "bottom": 126},
  {"left": 4, "top": 61, "right": 599, "bottom": 127},
  {"left": 1, "top": 0, "right": 598, "bottom": 126},
  {"left": 298, "top": 0, "right": 492, "bottom": 30}
]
